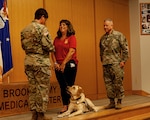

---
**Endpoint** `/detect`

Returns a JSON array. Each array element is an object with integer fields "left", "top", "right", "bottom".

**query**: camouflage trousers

[
  {"left": 103, "top": 64, "right": 124, "bottom": 99},
  {"left": 25, "top": 65, "right": 51, "bottom": 112}
]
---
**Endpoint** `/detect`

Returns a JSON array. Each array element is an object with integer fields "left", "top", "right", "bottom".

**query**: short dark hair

[
  {"left": 57, "top": 19, "right": 75, "bottom": 38},
  {"left": 34, "top": 8, "right": 48, "bottom": 19}
]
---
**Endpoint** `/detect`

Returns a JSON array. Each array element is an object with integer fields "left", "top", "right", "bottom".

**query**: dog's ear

[{"left": 77, "top": 86, "right": 83, "bottom": 95}]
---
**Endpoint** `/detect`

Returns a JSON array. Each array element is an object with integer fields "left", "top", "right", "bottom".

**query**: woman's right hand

[
  {"left": 59, "top": 62, "right": 66, "bottom": 73},
  {"left": 54, "top": 63, "right": 60, "bottom": 71}
]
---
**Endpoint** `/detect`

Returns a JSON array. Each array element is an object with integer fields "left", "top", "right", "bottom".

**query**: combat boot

[
  {"left": 31, "top": 110, "right": 37, "bottom": 120},
  {"left": 37, "top": 112, "right": 52, "bottom": 120},
  {"left": 105, "top": 98, "right": 115, "bottom": 109},
  {"left": 115, "top": 99, "right": 122, "bottom": 109}
]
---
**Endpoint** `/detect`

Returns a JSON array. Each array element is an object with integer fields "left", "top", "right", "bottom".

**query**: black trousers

[{"left": 55, "top": 60, "right": 77, "bottom": 105}]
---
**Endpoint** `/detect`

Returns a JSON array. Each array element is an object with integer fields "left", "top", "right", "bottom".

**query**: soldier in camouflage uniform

[
  {"left": 21, "top": 8, "right": 55, "bottom": 120},
  {"left": 99, "top": 18, "right": 129, "bottom": 109}
]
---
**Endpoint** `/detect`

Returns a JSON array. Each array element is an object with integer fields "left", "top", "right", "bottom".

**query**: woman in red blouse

[{"left": 52, "top": 19, "right": 78, "bottom": 113}]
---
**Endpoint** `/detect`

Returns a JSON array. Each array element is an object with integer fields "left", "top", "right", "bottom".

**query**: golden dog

[{"left": 57, "top": 85, "right": 104, "bottom": 118}]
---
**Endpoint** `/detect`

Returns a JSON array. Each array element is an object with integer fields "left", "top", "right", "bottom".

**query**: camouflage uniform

[
  {"left": 21, "top": 21, "right": 55, "bottom": 112},
  {"left": 99, "top": 30, "right": 129, "bottom": 99}
]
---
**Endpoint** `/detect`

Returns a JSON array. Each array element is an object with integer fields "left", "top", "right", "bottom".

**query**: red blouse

[{"left": 53, "top": 35, "right": 78, "bottom": 64}]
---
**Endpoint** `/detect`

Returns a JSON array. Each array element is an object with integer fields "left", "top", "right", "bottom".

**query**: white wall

[{"left": 129, "top": 0, "right": 150, "bottom": 93}]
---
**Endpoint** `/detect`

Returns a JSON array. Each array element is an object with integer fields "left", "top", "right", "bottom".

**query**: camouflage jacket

[
  {"left": 21, "top": 21, "right": 55, "bottom": 66},
  {"left": 99, "top": 30, "right": 129, "bottom": 65}
]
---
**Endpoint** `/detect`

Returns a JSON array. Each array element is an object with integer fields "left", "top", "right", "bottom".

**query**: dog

[{"left": 57, "top": 85, "right": 104, "bottom": 118}]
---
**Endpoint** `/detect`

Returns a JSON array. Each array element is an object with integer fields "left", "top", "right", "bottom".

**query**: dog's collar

[
  {"left": 71, "top": 96, "right": 81, "bottom": 101},
  {"left": 75, "top": 96, "right": 81, "bottom": 101}
]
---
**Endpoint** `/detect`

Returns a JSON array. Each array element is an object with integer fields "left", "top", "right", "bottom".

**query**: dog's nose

[{"left": 67, "top": 86, "right": 70, "bottom": 89}]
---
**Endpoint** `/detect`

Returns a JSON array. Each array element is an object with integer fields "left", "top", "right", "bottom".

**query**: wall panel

[
  {"left": 44, "top": 0, "right": 72, "bottom": 40},
  {"left": 113, "top": 1, "right": 132, "bottom": 92},
  {"left": 7, "top": 0, "right": 43, "bottom": 82},
  {"left": 94, "top": 0, "right": 132, "bottom": 98},
  {"left": 44, "top": 0, "right": 72, "bottom": 83},
  {"left": 71, "top": 0, "right": 97, "bottom": 99},
  {"left": 94, "top": 0, "right": 115, "bottom": 98}
]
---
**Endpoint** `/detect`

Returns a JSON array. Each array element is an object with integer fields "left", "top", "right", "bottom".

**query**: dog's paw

[
  {"left": 68, "top": 114, "right": 75, "bottom": 117},
  {"left": 93, "top": 107, "right": 99, "bottom": 112},
  {"left": 57, "top": 114, "right": 64, "bottom": 118},
  {"left": 68, "top": 115, "right": 72, "bottom": 117},
  {"left": 93, "top": 106, "right": 104, "bottom": 112}
]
